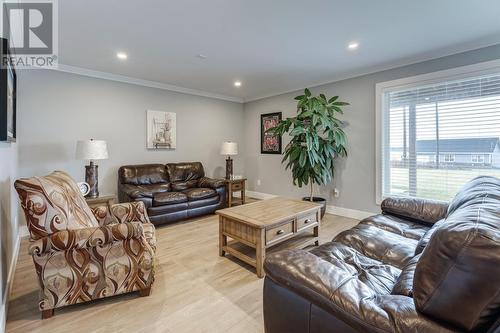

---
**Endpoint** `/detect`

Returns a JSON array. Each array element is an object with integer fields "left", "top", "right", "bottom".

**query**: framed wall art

[
  {"left": 147, "top": 110, "right": 176, "bottom": 149},
  {"left": 261, "top": 112, "right": 282, "bottom": 154}
]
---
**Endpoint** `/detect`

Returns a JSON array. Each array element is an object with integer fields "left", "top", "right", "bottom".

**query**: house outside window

[
  {"left": 443, "top": 154, "right": 455, "bottom": 163},
  {"left": 376, "top": 60, "right": 500, "bottom": 202},
  {"left": 471, "top": 154, "right": 485, "bottom": 163}
]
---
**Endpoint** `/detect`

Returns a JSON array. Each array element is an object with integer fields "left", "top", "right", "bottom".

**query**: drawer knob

[
  {"left": 304, "top": 219, "right": 311, "bottom": 224},
  {"left": 276, "top": 229, "right": 285, "bottom": 235}
]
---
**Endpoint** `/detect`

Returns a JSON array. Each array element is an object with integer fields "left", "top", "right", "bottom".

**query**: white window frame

[
  {"left": 471, "top": 154, "right": 485, "bottom": 163},
  {"left": 375, "top": 59, "right": 500, "bottom": 204},
  {"left": 443, "top": 154, "right": 455, "bottom": 163}
]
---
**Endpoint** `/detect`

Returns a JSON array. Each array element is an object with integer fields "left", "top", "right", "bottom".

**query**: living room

[{"left": 1, "top": 1, "right": 500, "bottom": 332}]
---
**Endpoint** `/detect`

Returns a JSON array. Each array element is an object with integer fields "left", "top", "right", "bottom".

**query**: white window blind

[{"left": 381, "top": 72, "right": 500, "bottom": 201}]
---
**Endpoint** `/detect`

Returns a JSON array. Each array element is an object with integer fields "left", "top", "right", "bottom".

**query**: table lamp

[
  {"left": 76, "top": 139, "right": 108, "bottom": 198},
  {"left": 220, "top": 141, "right": 238, "bottom": 179}
]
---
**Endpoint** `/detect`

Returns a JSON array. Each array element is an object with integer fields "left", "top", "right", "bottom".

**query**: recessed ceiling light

[
  {"left": 116, "top": 52, "right": 128, "bottom": 60},
  {"left": 234, "top": 81, "right": 242, "bottom": 87},
  {"left": 196, "top": 54, "right": 208, "bottom": 59},
  {"left": 347, "top": 41, "right": 359, "bottom": 51}
]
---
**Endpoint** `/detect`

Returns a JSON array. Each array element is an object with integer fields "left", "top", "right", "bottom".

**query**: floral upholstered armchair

[{"left": 14, "top": 171, "right": 156, "bottom": 319}]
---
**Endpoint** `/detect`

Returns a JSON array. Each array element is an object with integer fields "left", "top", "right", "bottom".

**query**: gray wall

[
  {"left": 243, "top": 44, "right": 500, "bottom": 213},
  {"left": 17, "top": 69, "right": 245, "bottom": 199}
]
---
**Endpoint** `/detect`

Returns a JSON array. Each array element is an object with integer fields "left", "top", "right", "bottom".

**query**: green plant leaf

[{"left": 328, "top": 96, "right": 339, "bottom": 103}]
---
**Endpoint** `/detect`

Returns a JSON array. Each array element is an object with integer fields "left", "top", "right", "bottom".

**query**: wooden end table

[
  {"left": 216, "top": 197, "right": 321, "bottom": 278},
  {"left": 224, "top": 178, "right": 246, "bottom": 207},
  {"left": 85, "top": 194, "right": 117, "bottom": 210}
]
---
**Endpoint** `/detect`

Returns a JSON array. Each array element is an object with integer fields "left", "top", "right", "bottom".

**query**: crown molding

[
  {"left": 244, "top": 40, "right": 500, "bottom": 102},
  {"left": 53, "top": 64, "right": 244, "bottom": 103}
]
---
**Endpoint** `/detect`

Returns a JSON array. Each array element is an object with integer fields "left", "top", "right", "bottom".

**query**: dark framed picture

[{"left": 261, "top": 112, "right": 282, "bottom": 154}]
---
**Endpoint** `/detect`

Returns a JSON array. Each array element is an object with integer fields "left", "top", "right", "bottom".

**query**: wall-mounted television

[{"left": 0, "top": 37, "right": 16, "bottom": 142}]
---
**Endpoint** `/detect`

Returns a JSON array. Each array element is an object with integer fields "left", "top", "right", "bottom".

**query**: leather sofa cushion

[
  {"left": 333, "top": 224, "right": 419, "bottom": 269},
  {"left": 391, "top": 254, "right": 419, "bottom": 297},
  {"left": 153, "top": 192, "right": 188, "bottom": 206},
  {"left": 413, "top": 176, "right": 500, "bottom": 332},
  {"left": 309, "top": 242, "right": 401, "bottom": 295},
  {"left": 166, "top": 162, "right": 205, "bottom": 183},
  {"left": 119, "top": 164, "right": 169, "bottom": 185},
  {"left": 264, "top": 249, "right": 456, "bottom": 333},
  {"left": 187, "top": 195, "right": 220, "bottom": 209},
  {"left": 171, "top": 179, "right": 199, "bottom": 191},
  {"left": 120, "top": 183, "right": 171, "bottom": 198},
  {"left": 183, "top": 188, "right": 217, "bottom": 201}
]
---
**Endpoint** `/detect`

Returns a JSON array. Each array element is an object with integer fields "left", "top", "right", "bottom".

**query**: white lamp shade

[
  {"left": 220, "top": 141, "right": 238, "bottom": 155},
  {"left": 76, "top": 140, "right": 109, "bottom": 160}
]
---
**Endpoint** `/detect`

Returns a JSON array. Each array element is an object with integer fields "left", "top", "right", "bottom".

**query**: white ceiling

[{"left": 59, "top": 0, "right": 500, "bottom": 102}]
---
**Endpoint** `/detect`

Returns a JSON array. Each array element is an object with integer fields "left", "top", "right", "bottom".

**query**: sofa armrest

[
  {"left": 264, "top": 249, "right": 457, "bottom": 333},
  {"left": 381, "top": 197, "right": 448, "bottom": 225},
  {"left": 198, "top": 177, "right": 225, "bottom": 189},
  {"left": 29, "top": 222, "right": 144, "bottom": 255},
  {"left": 110, "top": 201, "right": 150, "bottom": 224}
]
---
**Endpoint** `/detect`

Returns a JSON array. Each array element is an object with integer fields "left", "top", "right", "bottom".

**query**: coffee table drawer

[
  {"left": 297, "top": 213, "right": 317, "bottom": 231},
  {"left": 266, "top": 221, "right": 293, "bottom": 245}
]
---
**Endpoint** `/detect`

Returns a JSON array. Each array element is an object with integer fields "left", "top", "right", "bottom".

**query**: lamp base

[
  {"left": 85, "top": 161, "right": 99, "bottom": 198},
  {"left": 225, "top": 157, "right": 233, "bottom": 180}
]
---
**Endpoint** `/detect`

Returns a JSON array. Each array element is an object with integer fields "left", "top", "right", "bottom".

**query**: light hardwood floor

[{"left": 6, "top": 208, "right": 358, "bottom": 333}]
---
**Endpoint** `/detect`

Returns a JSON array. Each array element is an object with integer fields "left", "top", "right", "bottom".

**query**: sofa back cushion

[
  {"left": 166, "top": 162, "right": 205, "bottom": 189},
  {"left": 14, "top": 171, "right": 99, "bottom": 240},
  {"left": 413, "top": 176, "right": 500, "bottom": 332},
  {"left": 119, "top": 164, "right": 169, "bottom": 185}
]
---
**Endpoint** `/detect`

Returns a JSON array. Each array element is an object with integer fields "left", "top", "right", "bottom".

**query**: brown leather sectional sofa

[
  {"left": 263, "top": 176, "right": 500, "bottom": 333},
  {"left": 118, "top": 162, "right": 226, "bottom": 225}
]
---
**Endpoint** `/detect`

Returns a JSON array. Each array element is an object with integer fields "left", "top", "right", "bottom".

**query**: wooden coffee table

[{"left": 216, "top": 197, "right": 321, "bottom": 278}]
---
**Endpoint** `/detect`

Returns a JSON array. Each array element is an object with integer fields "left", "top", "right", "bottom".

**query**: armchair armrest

[
  {"left": 29, "top": 222, "right": 144, "bottom": 255},
  {"left": 90, "top": 205, "right": 116, "bottom": 226},
  {"left": 110, "top": 201, "right": 150, "bottom": 224},
  {"left": 198, "top": 177, "right": 225, "bottom": 189},
  {"left": 381, "top": 197, "right": 448, "bottom": 225}
]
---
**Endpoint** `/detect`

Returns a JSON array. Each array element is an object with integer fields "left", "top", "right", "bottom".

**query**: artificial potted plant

[{"left": 267, "top": 88, "right": 348, "bottom": 217}]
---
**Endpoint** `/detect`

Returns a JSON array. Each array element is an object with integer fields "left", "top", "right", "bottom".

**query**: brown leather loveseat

[
  {"left": 118, "top": 162, "right": 226, "bottom": 225},
  {"left": 263, "top": 176, "right": 500, "bottom": 333}
]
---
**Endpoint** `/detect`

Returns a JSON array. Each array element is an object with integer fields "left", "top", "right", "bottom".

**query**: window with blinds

[{"left": 380, "top": 71, "right": 500, "bottom": 201}]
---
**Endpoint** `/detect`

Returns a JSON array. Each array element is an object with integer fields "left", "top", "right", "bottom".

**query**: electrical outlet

[
  {"left": 257, "top": 179, "right": 261, "bottom": 186},
  {"left": 333, "top": 188, "right": 340, "bottom": 198}
]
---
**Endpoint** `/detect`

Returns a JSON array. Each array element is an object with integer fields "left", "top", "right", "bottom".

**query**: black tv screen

[{"left": 0, "top": 37, "right": 16, "bottom": 142}]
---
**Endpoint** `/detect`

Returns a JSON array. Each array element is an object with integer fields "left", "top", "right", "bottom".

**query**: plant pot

[{"left": 302, "top": 196, "right": 326, "bottom": 219}]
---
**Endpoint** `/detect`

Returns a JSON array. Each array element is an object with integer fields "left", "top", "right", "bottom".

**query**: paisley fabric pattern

[
  {"left": 91, "top": 205, "right": 116, "bottom": 226},
  {"left": 111, "top": 201, "right": 150, "bottom": 224},
  {"left": 14, "top": 171, "right": 99, "bottom": 240},
  {"left": 14, "top": 171, "right": 156, "bottom": 312},
  {"left": 28, "top": 222, "right": 145, "bottom": 255}
]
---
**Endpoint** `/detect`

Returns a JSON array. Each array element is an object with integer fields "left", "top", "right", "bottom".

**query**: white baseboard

[
  {"left": 1, "top": 227, "right": 25, "bottom": 333},
  {"left": 246, "top": 191, "right": 278, "bottom": 200},
  {"left": 325, "top": 205, "right": 374, "bottom": 220},
  {"left": 19, "top": 226, "right": 29, "bottom": 238},
  {"left": 245, "top": 190, "right": 376, "bottom": 220}
]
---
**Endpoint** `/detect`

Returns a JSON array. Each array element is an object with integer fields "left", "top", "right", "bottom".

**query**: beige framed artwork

[{"left": 147, "top": 110, "right": 176, "bottom": 149}]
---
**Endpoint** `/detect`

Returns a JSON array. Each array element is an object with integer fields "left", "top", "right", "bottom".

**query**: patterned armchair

[{"left": 14, "top": 171, "right": 156, "bottom": 319}]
